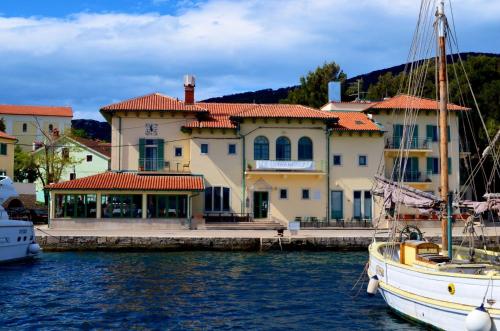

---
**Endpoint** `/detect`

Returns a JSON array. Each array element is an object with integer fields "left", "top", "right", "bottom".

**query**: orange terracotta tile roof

[
  {"left": 195, "top": 102, "right": 257, "bottom": 115},
  {"left": 183, "top": 115, "right": 237, "bottom": 129},
  {"left": 0, "top": 104, "right": 72, "bottom": 117},
  {"left": 369, "top": 94, "right": 470, "bottom": 111},
  {"left": 0, "top": 131, "right": 17, "bottom": 140},
  {"left": 72, "top": 137, "right": 111, "bottom": 158},
  {"left": 328, "top": 112, "right": 382, "bottom": 131},
  {"left": 46, "top": 172, "right": 204, "bottom": 191},
  {"left": 230, "top": 104, "right": 333, "bottom": 119},
  {"left": 100, "top": 93, "right": 208, "bottom": 113}
]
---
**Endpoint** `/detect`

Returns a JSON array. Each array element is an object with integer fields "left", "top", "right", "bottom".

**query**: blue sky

[{"left": 0, "top": 0, "right": 498, "bottom": 120}]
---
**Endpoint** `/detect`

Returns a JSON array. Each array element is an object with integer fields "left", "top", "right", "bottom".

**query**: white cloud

[{"left": 0, "top": 0, "right": 497, "bottom": 120}]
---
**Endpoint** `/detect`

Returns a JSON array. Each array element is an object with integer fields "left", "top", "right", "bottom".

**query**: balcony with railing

[
  {"left": 245, "top": 159, "right": 326, "bottom": 175},
  {"left": 138, "top": 158, "right": 191, "bottom": 174},
  {"left": 384, "top": 137, "right": 432, "bottom": 156},
  {"left": 386, "top": 170, "right": 433, "bottom": 189}
]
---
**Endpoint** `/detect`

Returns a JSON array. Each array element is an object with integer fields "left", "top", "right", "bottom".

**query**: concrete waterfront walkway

[{"left": 33, "top": 225, "right": 500, "bottom": 251}]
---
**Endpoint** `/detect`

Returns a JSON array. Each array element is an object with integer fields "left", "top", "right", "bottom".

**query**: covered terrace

[{"left": 46, "top": 172, "right": 204, "bottom": 230}]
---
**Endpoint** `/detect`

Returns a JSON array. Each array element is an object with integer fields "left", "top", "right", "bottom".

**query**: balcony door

[
  {"left": 139, "top": 138, "right": 164, "bottom": 171},
  {"left": 393, "top": 124, "right": 418, "bottom": 149},
  {"left": 394, "top": 157, "right": 419, "bottom": 182},
  {"left": 253, "top": 191, "right": 269, "bottom": 219}
]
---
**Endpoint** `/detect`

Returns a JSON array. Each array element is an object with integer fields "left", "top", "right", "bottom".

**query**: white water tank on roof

[{"left": 328, "top": 81, "right": 341, "bottom": 102}]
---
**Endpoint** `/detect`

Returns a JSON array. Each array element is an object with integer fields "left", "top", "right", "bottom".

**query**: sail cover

[
  {"left": 461, "top": 194, "right": 500, "bottom": 215},
  {"left": 372, "top": 175, "right": 442, "bottom": 212}
]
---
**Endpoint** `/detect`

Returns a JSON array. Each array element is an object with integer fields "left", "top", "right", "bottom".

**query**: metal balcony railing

[
  {"left": 385, "top": 137, "right": 431, "bottom": 150},
  {"left": 247, "top": 160, "right": 326, "bottom": 172},
  {"left": 389, "top": 170, "right": 431, "bottom": 183},
  {"left": 139, "top": 158, "right": 161, "bottom": 171}
]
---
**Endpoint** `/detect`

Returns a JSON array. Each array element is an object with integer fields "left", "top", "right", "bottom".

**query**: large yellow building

[
  {"left": 46, "top": 79, "right": 386, "bottom": 230},
  {"left": 0, "top": 131, "right": 17, "bottom": 178},
  {"left": 0, "top": 104, "right": 73, "bottom": 151}
]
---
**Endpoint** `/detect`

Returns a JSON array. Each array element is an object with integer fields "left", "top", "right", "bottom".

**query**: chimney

[{"left": 184, "top": 74, "right": 196, "bottom": 104}]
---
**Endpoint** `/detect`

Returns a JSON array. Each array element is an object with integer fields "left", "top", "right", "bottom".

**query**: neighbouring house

[
  {"left": 33, "top": 135, "right": 111, "bottom": 203},
  {"left": 0, "top": 131, "right": 17, "bottom": 178},
  {"left": 0, "top": 104, "right": 73, "bottom": 151},
  {"left": 322, "top": 94, "right": 470, "bottom": 224},
  {"left": 46, "top": 76, "right": 385, "bottom": 230}
]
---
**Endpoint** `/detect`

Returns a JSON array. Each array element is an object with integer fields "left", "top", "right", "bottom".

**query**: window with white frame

[
  {"left": 228, "top": 144, "right": 236, "bottom": 155},
  {"left": 358, "top": 155, "right": 367, "bottom": 166},
  {"left": 201, "top": 143, "right": 209, "bottom": 154},
  {"left": 279, "top": 188, "right": 288, "bottom": 199},
  {"left": 301, "top": 189, "right": 310, "bottom": 200}
]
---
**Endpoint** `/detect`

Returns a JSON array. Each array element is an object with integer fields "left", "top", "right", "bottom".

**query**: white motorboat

[{"left": 0, "top": 176, "right": 41, "bottom": 263}]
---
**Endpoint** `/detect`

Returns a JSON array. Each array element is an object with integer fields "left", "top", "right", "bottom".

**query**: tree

[
  {"left": 71, "top": 127, "right": 88, "bottom": 139},
  {"left": 28, "top": 133, "right": 83, "bottom": 205},
  {"left": 14, "top": 146, "right": 37, "bottom": 183},
  {"left": 281, "top": 62, "right": 347, "bottom": 108},
  {"left": 366, "top": 72, "right": 406, "bottom": 100}
]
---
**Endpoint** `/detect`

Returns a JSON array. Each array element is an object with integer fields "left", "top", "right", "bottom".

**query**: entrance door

[{"left": 253, "top": 191, "right": 269, "bottom": 219}]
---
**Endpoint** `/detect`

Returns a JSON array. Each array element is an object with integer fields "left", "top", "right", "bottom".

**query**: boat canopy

[
  {"left": 460, "top": 194, "right": 500, "bottom": 215},
  {"left": 372, "top": 175, "right": 442, "bottom": 212}
]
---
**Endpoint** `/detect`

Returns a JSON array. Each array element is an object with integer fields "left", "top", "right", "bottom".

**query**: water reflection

[{"left": 0, "top": 251, "right": 422, "bottom": 330}]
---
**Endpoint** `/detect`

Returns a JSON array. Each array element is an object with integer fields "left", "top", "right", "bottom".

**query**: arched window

[
  {"left": 22, "top": 123, "right": 27, "bottom": 132},
  {"left": 276, "top": 136, "right": 291, "bottom": 160},
  {"left": 254, "top": 136, "right": 269, "bottom": 160},
  {"left": 48, "top": 124, "right": 54, "bottom": 132},
  {"left": 298, "top": 137, "right": 313, "bottom": 160}
]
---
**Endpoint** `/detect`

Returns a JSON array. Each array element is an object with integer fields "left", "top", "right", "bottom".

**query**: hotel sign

[{"left": 255, "top": 160, "right": 315, "bottom": 171}]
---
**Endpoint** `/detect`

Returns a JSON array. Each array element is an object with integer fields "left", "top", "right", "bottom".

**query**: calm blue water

[{"left": 0, "top": 251, "right": 422, "bottom": 330}]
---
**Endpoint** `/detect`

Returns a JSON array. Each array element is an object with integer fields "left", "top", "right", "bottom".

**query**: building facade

[
  {"left": 0, "top": 104, "right": 72, "bottom": 151},
  {"left": 34, "top": 136, "right": 111, "bottom": 202},
  {"left": 47, "top": 80, "right": 385, "bottom": 229},
  {"left": 0, "top": 131, "right": 17, "bottom": 178}
]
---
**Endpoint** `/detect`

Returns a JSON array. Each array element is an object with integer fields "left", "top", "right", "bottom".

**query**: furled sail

[
  {"left": 460, "top": 193, "right": 500, "bottom": 215},
  {"left": 372, "top": 175, "right": 442, "bottom": 212}
]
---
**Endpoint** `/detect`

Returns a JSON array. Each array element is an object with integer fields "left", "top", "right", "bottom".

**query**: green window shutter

[
  {"left": 139, "top": 139, "right": 145, "bottom": 159},
  {"left": 139, "top": 138, "right": 145, "bottom": 170},
  {"left": 0, "top": 143, "right": 6, "bottom": 155},
  {"left": 448, "top": 157, "right": 452, "bottom": 174},
  {"left": 426, "top": 125, "right": 434, "bottom": 141},
  {"left": 157, "top": 139, "right": 165, "bottom": 170},
  {"left": 426, "top": 157, "right": 433, "bottom": 175},
  {"left": 447, "top": 126, "right": 451, "bottom": 142}
]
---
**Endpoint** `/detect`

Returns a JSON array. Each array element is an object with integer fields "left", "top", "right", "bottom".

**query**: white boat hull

[
  {"left": 0, "top": 220, "right": 40, "bottom": 263},
  {"left": 369, "top": 242, "right": 500, "bottom": 331}
]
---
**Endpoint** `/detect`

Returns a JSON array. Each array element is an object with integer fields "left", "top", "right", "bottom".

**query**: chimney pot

[{"left": 184, "top": 74, "right": 195, "bottom": 105}]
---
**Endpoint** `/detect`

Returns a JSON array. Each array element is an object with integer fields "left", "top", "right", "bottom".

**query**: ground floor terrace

[{"left": 46, "top": 172, "right": 204, "bottom": 230}]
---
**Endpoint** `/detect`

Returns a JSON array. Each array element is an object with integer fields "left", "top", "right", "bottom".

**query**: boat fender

[
  {"left": 28, "top": 243, "right": 41, "bottom": 255},
  {"left": 367, "top": 275, "right": 379, "bottom": 296},
  {"left": 465, "top": 304, "right": 492, "bottom": 331}
]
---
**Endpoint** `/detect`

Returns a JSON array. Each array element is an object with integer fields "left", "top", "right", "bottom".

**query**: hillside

[
  {"left": 72, "top": 119, "right": 111, "bottom": 142},
  {"left": 202, "top": 52, "right": 499, "bottom": 103}
]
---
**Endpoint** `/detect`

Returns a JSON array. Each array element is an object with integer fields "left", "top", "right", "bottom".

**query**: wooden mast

[{"left": 437, "top": 0, "right": 450, "bottom": 255}]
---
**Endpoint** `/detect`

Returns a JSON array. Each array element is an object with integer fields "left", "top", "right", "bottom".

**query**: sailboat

[{"left": 367, "top": 1, "right": 500, "bottom": 330}]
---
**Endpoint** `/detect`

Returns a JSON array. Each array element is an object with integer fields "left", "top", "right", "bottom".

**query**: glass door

[
  {"left": 331, "top": 191, "right": 343, "bottom": 219},
  {"left": 253, "top": 191, "right": 269, "bottom": 219}
]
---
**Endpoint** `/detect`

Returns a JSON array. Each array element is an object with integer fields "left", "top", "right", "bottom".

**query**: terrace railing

[{"left": 385, "top": 137, "right": 431, "bottom": 150}]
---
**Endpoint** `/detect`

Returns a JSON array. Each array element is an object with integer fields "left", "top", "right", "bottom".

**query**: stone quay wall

[{"left": 36, "top": 235, "right": 500, "bottom": 252}]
